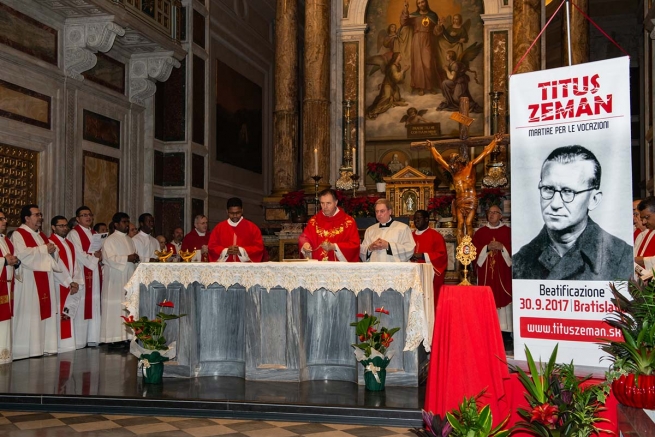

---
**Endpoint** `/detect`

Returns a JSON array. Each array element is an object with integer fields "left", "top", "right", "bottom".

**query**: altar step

[{"left": 0, "top": 346, "right": 424, "bottom": 428}]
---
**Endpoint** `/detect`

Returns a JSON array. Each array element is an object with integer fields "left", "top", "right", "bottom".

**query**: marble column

[
  {"left": 302, "top": 0, "right": 331, "bottom": 190},
  {"left": 272, "top": 0, "right": 298, "bottom": 196},
  {"left": 562, "top": 0, "right": 589, "bottom": 65},
  {"left": 512, "top": 0, "right": 541, "bottom": 74}
]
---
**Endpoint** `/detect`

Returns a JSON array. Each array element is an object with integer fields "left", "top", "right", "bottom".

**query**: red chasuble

[
  {"left": 49, "top": 236, "right": 75, "bottom": 339},
  {"left": 635, "top": 229, "right": 655, "bottom": 258},
  {"left": 208, "top": 219, "right": 264, "bottom": 262},
  {"left": 70, "top": 226, "right": 100, "bottom": 319},
  {"left": 181, "top": 229, "right": 210, "bottom": 261},
  {"left": 472, "top": 224, "right": 512, "bottom": 308},
  {"left": 0, "top": 238, "right": 14, "bottom": 321},
  {"left": 15, "top": 228, "right": 53, "bottom": 320},
  {"left": 412, "top": 229, "right": 448, "bottom": 303},
  {"left": 298, "top": 209, "right": 360, "bottom": 262}
]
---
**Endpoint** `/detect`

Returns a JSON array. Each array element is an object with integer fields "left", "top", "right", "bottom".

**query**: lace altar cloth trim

[{"left": 124, "top": 262, "right": 431, "bottom": 352}]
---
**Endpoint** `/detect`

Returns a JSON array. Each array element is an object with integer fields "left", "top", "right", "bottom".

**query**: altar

[{"left": 124, "top": 262, "right": 434, "bottom": 387}]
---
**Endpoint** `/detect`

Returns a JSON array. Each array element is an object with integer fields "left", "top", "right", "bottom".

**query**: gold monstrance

[{"left": 456, "top": 235, "right": 477, "bottom": 286}]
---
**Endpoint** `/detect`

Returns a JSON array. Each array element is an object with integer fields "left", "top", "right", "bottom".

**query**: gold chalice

[
  {"left": 179, "top": 249, "right": 197, "bottom": 262},
  {"left": 154, "top": 248, "right": 173, "bottom": 262}
]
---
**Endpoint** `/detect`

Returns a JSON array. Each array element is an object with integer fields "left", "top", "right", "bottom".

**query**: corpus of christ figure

[{"left": 411, "top": 132, "right": 503, "bottom": 245}]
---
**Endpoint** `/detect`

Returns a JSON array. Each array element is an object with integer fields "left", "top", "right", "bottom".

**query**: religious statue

[{"left": 411, "top": 132, "right": 503, "bottom": 244}]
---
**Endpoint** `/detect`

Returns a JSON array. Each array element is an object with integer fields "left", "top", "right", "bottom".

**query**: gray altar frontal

[{"left": 125, "top": 263, "right": 434, "bottom": 387}]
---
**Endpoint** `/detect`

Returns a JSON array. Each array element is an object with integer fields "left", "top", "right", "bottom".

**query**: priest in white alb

[
  {"left": 11, "top": 204, "right": 59, "bottom": 359},
  {"left": 50, "top": 215, "right": 83, "bottom": 353},
  {"left": 68, "top": 206, "right": 103, "bottom": 348},
  {"left": 0, "top": 209, "right": 19, "bottom": 364},
  {"left": 101, "top": 212, "right": 139, "bottom": 345},
  {"left": 361, "top": 199, "right": 415, "bottom": 262}
]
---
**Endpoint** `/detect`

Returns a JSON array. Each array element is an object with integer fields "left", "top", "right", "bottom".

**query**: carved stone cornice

[
  {"left": 64, "top": 16, "right": 126, "bottom": 80},
  {"left": 128, "top": 52, "right": 181, "bottom": 105}
]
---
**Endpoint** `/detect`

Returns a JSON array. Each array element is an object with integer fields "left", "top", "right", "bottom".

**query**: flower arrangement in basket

[
  {"left": 343, "top": 195, "right": 381, "bottom": 218},
  {"left": 122, "top": 299, "right": 186, "bottom": 384},
  {"left": 428, "top": 194, "right": 455, "bottom": 219},
  {"left": 366, "top": 162, "right": 392, "bottom": 183},
  {"left": 477, "top": 188, "right": 506, "bottom": 211},
  {"left": 279, "top": 190, "right": 307, "bottom": 218},
  {"left": 350, "top": 307, "right": 400, "bottom": 391},
  {"left": 508, "top": 344, "right": 611, "bottom": 437}
]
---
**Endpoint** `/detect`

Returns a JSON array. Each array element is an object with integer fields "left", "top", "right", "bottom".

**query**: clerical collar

[
  {"left": 379, "top": 218, "right": 394, "bottom": 228},
  {"left": 195, "top": 229, "right": 206, "bottom": 236},
  {"left": 227, "top": 217, "right": 243, "bottom": 227},
  {"left": 414, "top": 227, "right": 430, "bottom": 235},
  {"left": 486, "top": 222, "right": 503, "bottom": 229}
]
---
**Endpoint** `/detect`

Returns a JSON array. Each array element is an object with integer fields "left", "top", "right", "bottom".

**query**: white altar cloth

[{"left": 124, "top": 262, "right": 434, "bottom": 352}]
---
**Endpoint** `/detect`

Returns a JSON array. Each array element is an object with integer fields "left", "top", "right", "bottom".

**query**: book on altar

[
  {"left": 88, "top": 233, "right": 108, "bottom": 252},
  {"left": 634, "top": 262, "right": 653, "bottom": 281},
  {"left": 62, "top": 289, "right": 82, "bottom": 320}
]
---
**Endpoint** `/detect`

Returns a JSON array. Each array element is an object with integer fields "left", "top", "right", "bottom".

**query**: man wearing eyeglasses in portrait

[{"left": 513, "top": 146, "right": 633, "bottom": 280}]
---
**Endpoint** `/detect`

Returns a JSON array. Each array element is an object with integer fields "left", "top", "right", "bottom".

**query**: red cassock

[
  {"left": 181, "top": 229, "right": 210, "bottom": 261},
  {"left": 412, "top": 229, "right": 448, "bottom": 303},
  {"left": 208, "top": 219, "right": 264, "bottom": 262},
  {"left": 472, "top": 224, "right": 512, "bottom": 308},
  {"left": 298, "top": 209, "right": 360, "bottom": 262}
]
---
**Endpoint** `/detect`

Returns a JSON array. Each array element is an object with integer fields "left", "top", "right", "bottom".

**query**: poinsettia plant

[
  {"left": 279, "top": 190, "right": 307, "bottom": 217},
  {"left": 350, "top": 307, "right": 400, "bottom": 358},
  {"left": 122, "top": 300, "right": 186, "bottom": 351},
  {"left": 366, "top": 162, "right": 392, "bottom": 183},
  {"left": 428, "top": 194, "right": 455, "bottom": 218},
  {"left": 477, "top": 188, "right": 506, "bottom": 210},
  {"left": 343, "top": 195, "right": 381, "bottom": 217}
]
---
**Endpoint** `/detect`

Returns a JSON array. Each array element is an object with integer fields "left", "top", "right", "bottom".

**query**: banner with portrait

[{"left": 509, "top": 56, "right": 633, "bottom": 367}]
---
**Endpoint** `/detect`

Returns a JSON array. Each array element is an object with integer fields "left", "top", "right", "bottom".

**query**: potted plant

[
  {"left": 600, "top": 279, "right": 655, "bottom": 409},
  {"left": 508, "top": 344, "right": 611, "bottom": 436},
  {"left": 122, "top": 299, "right": 186, "bottom": 384},
  {"left": 411, "top": 389, "right": 509, "bottom": 437},
  {"left": 366, "top": 162, "right": 392, "bottom": 192},
  {"left": 280, "top": 190, "right": 307, "bottom": 223},
  {"left": 428, "top": 194, "right": 455, "bottom": 227},
  {"left": 350, "top": 307, "right": 400, "bottom": 391}
]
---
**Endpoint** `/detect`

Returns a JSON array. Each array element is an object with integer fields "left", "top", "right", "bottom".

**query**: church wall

[{"left": 205, "top": 0, "right": 275, "bottom": 226}]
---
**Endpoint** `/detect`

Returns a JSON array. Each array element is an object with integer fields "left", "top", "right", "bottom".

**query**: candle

[
  {"left": 352, "top": 147, "right": 356, "bottom": 173},
  {"left": 314, "top": 148, "right": 318, "bottom": 176}
]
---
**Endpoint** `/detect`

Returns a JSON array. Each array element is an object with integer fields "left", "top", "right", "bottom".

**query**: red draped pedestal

[{"left": 424, "top": 285, "right": 510, "bottom": 426}]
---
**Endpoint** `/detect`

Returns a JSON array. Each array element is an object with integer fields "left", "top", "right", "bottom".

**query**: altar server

[
  {"left": 11, "top": 204, "right": 59, "bottom": 359},
  {"left": 208, "top": 198, "right": 264, "bottom": 262},
  {"left": 361, "top": 199, "right": 415, "bottom": 262},
  {"left": 411, "top": 210, "right": 448, "bottom": 302},
  {"left": 0, "top": 210, "right": 18, "bottom": 364},
  {"left": 132, "top": 213, "right": 159, "bottom": 263}
]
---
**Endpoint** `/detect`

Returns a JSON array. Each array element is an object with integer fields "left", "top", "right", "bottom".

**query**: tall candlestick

[
  {"left": 352, "top": 146, "right": 356, "bottom": 173},
  {"left": 314, "top": 148, "right": 318, "bottom": 176}
]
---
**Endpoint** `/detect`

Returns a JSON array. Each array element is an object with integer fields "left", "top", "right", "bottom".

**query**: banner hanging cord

[{"left": 511, "top": 0, "right": 630, "bottom": 77}]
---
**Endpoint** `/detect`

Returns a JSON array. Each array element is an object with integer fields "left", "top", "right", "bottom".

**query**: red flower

[
  {"left": 121, "top": 315, "right": 135, "bottom": 323},
  {"left": 359, "top": 334, "right": 367, "bottom": 342},
  {"left": 375, "top": 307, "right": 390, "bottom": 315},
  {"left": 134, "top": 328, "right": 143, "bottom": 336},
  {"left": 367, "top": 326, "right": 376, "bottom": 336},
  {"left": 158, "top": 300, "right": 174, "bottom": 308},
  {"left": 530, "top": 403, "right": 559, "bottom": 428},
  {"left": 356, "top": 313, "right": 365, "bottom": 318},
  {"left": 381, "top": 332, "right": 393, "bottom": 348}
]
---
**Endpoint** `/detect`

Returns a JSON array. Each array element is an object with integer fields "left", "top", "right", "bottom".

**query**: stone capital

[
  {"left": 129, "top": 52, "right": 182, "bottom": 105},
  {"left": 64, "top": 16, "right": 125, "bottom": 80}
]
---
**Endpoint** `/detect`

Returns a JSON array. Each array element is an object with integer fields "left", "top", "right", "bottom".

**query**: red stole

[
  {"left": 50, "top": 236, "right": 75, "bottom": 339},
  {"left": 71, "top": 226, "right": 99, "bottom": 319},
  {"left": 15, "top": 228, "right": 52, "bottom": 320},
  {"left": 0, "top": 238, "right": 14, "bottom": 322}
]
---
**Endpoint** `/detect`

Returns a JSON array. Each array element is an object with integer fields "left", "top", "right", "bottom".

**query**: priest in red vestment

[
  {"left": 635, "top": 197, "right": 655, "bottom": 278},
  {"left": 634, "top": 199, "right": 646, "bottom": 241},
  {"left": 472, "top": 205, "right": 513, "bottom": 334},
  {"left": 208, "top": 197, "right": 264, "bottom": 262},
  {"left": 410, "top": 210, "right": 447, "bottom": 305},
  {"left": 181, "top": 215, "right": 210, "bottom": 262},
  {"left": 299, "top": 189, "right": 360, "bottom": 262}
]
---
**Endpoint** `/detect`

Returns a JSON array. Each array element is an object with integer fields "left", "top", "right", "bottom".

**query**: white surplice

[
  {"left": 11, "top": 225, "right": 59, "bottom": 360},
  {"left": 360, "top": 220, "right": 416, "bottom": 262},
  {"left": 100, "top": 231, "right": 136, "bottom": 343},
  {"left": 132, "top": 231, "right": 159, "bottom": 263},
  {"left": 67, "top": 226, "right": 102, "bottom": 347},
  {"left": 0, "top": 235, "right": 15, "bottom": 364},
  {"left": 52, "top": 234, "right": 84, "bottom": 353}
]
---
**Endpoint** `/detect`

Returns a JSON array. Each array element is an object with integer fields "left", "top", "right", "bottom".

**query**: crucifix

[{"left": 410, "top": 97, "right": 509, "bottom": 245}]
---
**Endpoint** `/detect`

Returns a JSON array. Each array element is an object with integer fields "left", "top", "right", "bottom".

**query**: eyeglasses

[
  {"left": 538, "top": 185, "right": 596, "bottom": 203},
  {"left": 78, "top": 213, "right": 94, "bottom": 218}
]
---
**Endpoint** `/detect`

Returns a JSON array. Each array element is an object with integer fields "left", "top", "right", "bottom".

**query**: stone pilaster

[
  {"left": 562, "top": 0, "right": 589, "bottom": 65},
  {"left": 271, "top": 0, "right": 298, "bottom": 196},
  {"left": 302, "top": 0, "right": 331, "bottom": 190},
  {"left": 64, "top": 17, "right": 125, "bottom": 80},
  {"left": 512, "top": 0, "right": 541, "bottom": 74},
  {"left": 129, "top": 52, "right": 181, "bottom": 106}
]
